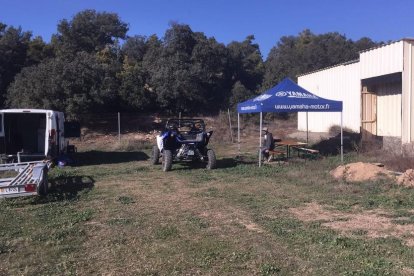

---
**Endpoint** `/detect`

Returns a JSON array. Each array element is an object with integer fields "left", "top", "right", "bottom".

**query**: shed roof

[{"left": 298, "top": 38, "right": 414, "bottom": 78}]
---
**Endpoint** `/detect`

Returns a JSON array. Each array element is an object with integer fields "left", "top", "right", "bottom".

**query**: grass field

[{"left": 1, "top": 139, "right": 414, "bottom": 275}]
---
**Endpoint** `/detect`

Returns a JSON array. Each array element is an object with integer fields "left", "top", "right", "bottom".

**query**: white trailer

[
  {"left": 0, "top": 109, "right": 80, "bottom": 198},
  {"left": 0, "top": 161, "right": 51, "bottom": 198}
]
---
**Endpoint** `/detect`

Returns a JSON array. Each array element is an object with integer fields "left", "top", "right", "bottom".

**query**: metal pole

[
  {"left": 341, "top": 111, "right": 344, "bottom": 162},
  {"left": 228, "top": 109, "right": 234, "bottom": 143},
  {"left": 306, "top": 112, "right": 309, "bottom": 144},
  {"left": 118, "top": 112, "right": 121, "bottom": 142},
  {"left": 409, "top": 45, "right": 412, "bottom": 143},
  {"left": 259, "top": 112, "right": 263, "bottom": 167},
  {"left": 238, "top": 113, "right": 240, "bottom": 155}
]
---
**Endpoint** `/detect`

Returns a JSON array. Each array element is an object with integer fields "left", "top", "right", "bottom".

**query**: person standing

[{"left": 261, "top": 127, "right": 275, "bottom": 162}]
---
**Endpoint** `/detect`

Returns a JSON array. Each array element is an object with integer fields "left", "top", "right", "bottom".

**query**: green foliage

[
  {"left": 263, "top": 29, "right": 381, "bottom": 88},
  {"left": 117, "top": 196, "right": 135, "bottom": 205},
  {"left": 51, "top": 9, "right": 128, "bottom": 57},
  {"left": 0, "top": 23, "right": 32, "bottom": 105},
  {"left": 229, "top": 81, "right": 256, "bottom": 107},
  {"left": 7, "top": 51, "right": 121, "bottom": 116},
  {"left": 155, "top": 225, "right": 179, "bottom": 240},
  {"left": 3, "top": 11, "right": 382, "bottom": 116},
  {"left": 228, "top": 35, "right": 264, "bottom": 92},
  {"left": 260, "top": 263, "right": 281, "bottom": 275}
]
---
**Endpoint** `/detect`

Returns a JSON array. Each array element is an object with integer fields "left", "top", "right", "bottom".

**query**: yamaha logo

[
  {"left": 275, "top": 90, "right": 318, "bottom": 99},
  {"left": 253, "top": 94, "right": 272, "bottom": 102}
]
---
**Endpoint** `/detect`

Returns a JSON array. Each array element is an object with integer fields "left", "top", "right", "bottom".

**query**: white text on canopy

[{"left": 275, "top": 91, "right": 318, "bottom": 99}]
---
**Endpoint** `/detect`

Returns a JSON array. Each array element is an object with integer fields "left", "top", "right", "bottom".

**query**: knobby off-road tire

[
  {"left": 151, "top": 145, "right": 160, "bottom": 165},
  {"left": 206, "top": 149, "right": 217, "bottom": 170},
  {"left": 162, "top": 150, "right": 173, "bottom": 172}
]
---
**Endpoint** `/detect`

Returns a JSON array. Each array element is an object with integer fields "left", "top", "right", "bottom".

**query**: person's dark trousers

[{"left": 261, "top": 147, "right": 270, "bottom": 161}]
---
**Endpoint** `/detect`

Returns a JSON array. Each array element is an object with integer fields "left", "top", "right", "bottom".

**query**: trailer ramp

[{"left": 0, "top": 161, "right": 50, "bottom": 198}]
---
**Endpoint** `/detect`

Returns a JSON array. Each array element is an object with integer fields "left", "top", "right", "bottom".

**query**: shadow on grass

[
  {"left": 31, "top": 175, "right": 95, "bottom": 204},
  {"left": 173, "top": 157, "right": 240, "bottom": 171},
  {"left": 217, "top": 158, "right": 238, "bottom": 168},
  {"left": 73, "top": 151, "right": 149, "bottom": 166},
  {"left": 312, "top": 131, "right": 361, "bottom": 156}
]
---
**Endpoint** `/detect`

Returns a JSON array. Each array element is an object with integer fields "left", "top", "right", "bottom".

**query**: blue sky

[{"left": 0, "top": 0, "right": 413, "bottom": 57}]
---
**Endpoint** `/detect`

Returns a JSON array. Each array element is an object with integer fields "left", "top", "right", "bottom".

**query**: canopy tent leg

[
  {"left": 306, "top": 112, "right": 309, "bottom": 144},
  {"left": 259, "top": 112, "right": 263, "bottom": 167},
  {"left": 238, "top": 113, "right": 240, "bottom": 156},
  {"left": 341, "top": 111, "right": 344, "bottom": 162}
]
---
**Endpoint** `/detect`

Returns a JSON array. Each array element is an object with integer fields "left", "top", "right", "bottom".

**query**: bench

[
  {"left": 268, "top": 149, "right": 286, "bottom": 162},
  {"left": 294, "top": 147, "right": 320, "bottom": 159}
]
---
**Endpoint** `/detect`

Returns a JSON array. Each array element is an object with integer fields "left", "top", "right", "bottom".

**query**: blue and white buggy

[{"left": 151, "top": 119, "right": 216, "bottom": 171}]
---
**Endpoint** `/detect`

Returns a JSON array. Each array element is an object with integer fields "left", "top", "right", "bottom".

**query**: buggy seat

[{"left": 180, "top": 132, "right": 205, "bottom": 143}]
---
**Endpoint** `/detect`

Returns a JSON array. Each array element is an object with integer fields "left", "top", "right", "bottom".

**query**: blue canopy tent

[{"left": 237, "top": 78, "right": 343, "bottom": 166}]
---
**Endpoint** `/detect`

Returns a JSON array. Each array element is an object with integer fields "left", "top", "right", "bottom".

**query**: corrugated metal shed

[
  {"left": 402, "top": 40, "right": 414, "bottom": 143},
  {"left": 376, "top": 82, "right": 402, "bottom": 137},
  {"left": 298, "top": 62, "right": 360, "bottom": 132},
  {"left": 360, "top": 41, "right": 404, "bottom": 79},
  {"left": 297, "top": 39, "right": 414, "bottom": 151}
]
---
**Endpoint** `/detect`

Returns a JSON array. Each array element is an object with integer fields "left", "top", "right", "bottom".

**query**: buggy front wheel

[
  {"left": 206, "top": 149, "right": 216, "bottom": 170},
  {"left": 151, "top": 145, "right": 160, "bottom": 165},
  {"left": 162, "top": 150, "right": 173, "bottom": 172}
]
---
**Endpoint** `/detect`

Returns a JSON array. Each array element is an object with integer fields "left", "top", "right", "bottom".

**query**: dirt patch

[
  {"left": 289, "top": 202, "right": 345, "bottom": 222},
  {"left": 200, "top": 206, "right": 265, "bottom": 234},
  {"left": 397, "top": 169, "right": 414, "bottom": 188},
  {"left": 401, "top": 267, "right": 414, "bottom": 276},
  {"left": 330, "top": 162, "right": 395, "bottom": 182},
  {"left": 290, "top": 203, "right": 414, "bottom": 247}
]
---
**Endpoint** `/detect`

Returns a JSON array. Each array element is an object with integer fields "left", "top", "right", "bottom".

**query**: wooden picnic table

[{"left": 275, "top": 140, "right": 308, "bottom": 158}]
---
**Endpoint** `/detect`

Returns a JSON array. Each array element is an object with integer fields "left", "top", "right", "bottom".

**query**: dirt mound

[
  {"left": 330, "top": 162, "right": 394, "bottom": 182},
  {"left": 397, "top": 169, "right": 414, "bottom": 187}
]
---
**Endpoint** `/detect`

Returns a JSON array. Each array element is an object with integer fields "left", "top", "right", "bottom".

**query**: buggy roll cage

[{"left": 165, "top": 119, "right": 206, "bottom": 132}]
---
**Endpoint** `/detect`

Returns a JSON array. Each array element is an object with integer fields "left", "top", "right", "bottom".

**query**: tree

[
  {"left": 227, "top": 35, "right": 264, "bottom": 92},
  {"left": 119, "top": 62, "right": 155, "bottom": 111},
  {"left": 0, "top": 23, "right": 32, "bottom": 106},
  {"left": 122, "top": 35, "right": 147, "bottom": 64},
  {"left": 190, "top": 34, "right": 231, "bottom": 111},
  {"left": 354, "top": 37, "right": 379, "bottom": 52},
  {"left": 144, "top": 24, "right": 204, "bottom": 113},
  {"left": 26, "top": 36, "right": 54, "bottom": 65},
  {"left": 229, "top": 81, "right": 255, "bottom": 107},
  {"left": 7, "top": 52, "right": 120, "bottom": 117},
  {"left": 263, "top": 30, "right": 382, "bottom": 88},
  {"left": 142, "top": 23, "right": 234, "bottom": 114},
  {"left": 51, "top": 9, "right": 128, "bottom": 57}
]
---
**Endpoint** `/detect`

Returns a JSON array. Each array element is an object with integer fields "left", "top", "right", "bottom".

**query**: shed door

[{"left": 361, "top": 86, "right": 377, "bottom": 140}]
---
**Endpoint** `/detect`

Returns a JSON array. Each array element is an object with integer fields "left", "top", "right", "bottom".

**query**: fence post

[
  {"left": 118, "top": 112, "right": 121, "bottom": 142},
  {"left": 227, "top": 109, "right": 234, "bottom": 143}
]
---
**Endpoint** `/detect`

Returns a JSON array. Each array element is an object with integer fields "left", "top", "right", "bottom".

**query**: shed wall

[
  {"left": 298, "top": 62, "right": 360, "bottom": 132},
  {"left": 376, "top": 82, "right": 402, "bottom": 137},
  {"left": 360, "top": 41, "right": 404, "bottom": 79},
  {"left": 402, "top": 41, "right": 414, "bottom": 144}
]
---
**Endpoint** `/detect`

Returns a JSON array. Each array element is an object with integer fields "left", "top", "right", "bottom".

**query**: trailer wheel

[
  {"left": 206, "top": 149, "right": 217, "bottom": 170},
  {"left": 151, "top": 145, "right": 160, "bottom": 165},
  {"left": 162, "top": 150, "right": 173, "bottom": 172}
]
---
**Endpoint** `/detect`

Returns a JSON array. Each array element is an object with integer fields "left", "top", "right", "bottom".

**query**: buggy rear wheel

[
  {"left": 162, "top": 150, "right": 173, "bottom": 172},
  {"left": 206, "top": 149, "right": 216, "bottom": 170},
  {"left": 151, "top": 145, "right": 160, "bottom": 165}
]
